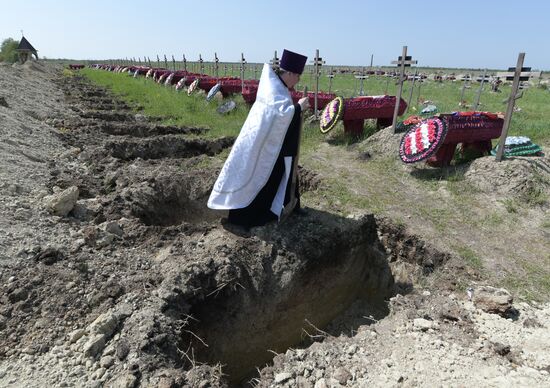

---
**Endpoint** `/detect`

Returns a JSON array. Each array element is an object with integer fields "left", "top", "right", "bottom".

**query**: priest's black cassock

[
  {"left": 208, "top": 50, "right": 308, "bottom": 228},
  {"left": 227, "top": 101, "right": 302, "bottom": 227}
]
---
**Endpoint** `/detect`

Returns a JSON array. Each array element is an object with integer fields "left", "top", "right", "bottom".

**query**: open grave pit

[
  {"left": 147, "top": 211, "right": 449, "bottom": 385},
  {"left": 96, "top": 122, "right": 206, "bottom": 137},
  {"left": 105, "top": 135, "right": 235, "bottom": 160}
]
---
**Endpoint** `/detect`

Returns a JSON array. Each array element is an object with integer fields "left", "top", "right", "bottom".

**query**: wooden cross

[
  {"left": 310, "top": 49, "right": 325, "bottom": 118},
  {"left": 240, "top": 53, "right": 247, "bottom": 91},
  {"left": 416, "top": 77, "right": 423, "bottom": 104},
  {"left": 495, "top": 53, "right": 530, "bottom": 162},
  {"left": 326, "top": 67, "right": 335, "bottom": 94},
  {"left": 472, "top": 69, "right": 488, "bottom": 111},
  {"left": 390, "top": 46, "right": 417, "bottom": 133},
  {"left": 270, "top": 50, "right": 280, "bottom": 71},
  {"left": 354, "top": 67, "right": 368, "bottom": 96},
  {"left": 199, "top": 54, "right": 204, "bottom": 73},
  {"left": 406, "top": 68, "right": 418, "bottom": 112},
  {"left": 214, "top": 53, "right": 219, "bottom": 79},
  {"left": 459, "top": 74, "right": 471, "bottom": 105}
]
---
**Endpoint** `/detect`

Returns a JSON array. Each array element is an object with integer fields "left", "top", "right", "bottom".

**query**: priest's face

[{"left": 282, "top": 71, "right": 300, "bottom": 89}]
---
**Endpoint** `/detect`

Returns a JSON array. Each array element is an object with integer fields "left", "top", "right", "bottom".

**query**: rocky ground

[{"left": 0, "top": 61, "right": 549, "bottom": 387}]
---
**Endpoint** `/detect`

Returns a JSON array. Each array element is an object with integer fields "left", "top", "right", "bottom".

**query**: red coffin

[{"left": 341, "top": 96, "right": 408, "bottom": 135}]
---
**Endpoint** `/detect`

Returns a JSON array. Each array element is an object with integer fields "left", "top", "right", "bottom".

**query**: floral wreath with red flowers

[{"left": 399, "top": 117, "right": 448, "bottom": 163}]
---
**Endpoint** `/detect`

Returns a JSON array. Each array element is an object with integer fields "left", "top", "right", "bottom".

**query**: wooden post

[
  {"left": 199, "top": 54, "right": 204, "bottom": 74},
  {"left": 459, "top": 74, "right": 470, "bottom": 105},
  {"left": 406, "top": 68, "right": 418, "bottom": 112},
  {"left": 182, "top": 54, "right": 187, "bottom": 71},
  {"left": 270, "top": 50, "right": 280, "bottom": 71},
  {"left": 310, "top": 49, "right": 324, "bottom": 119},
  {"left": 360, "top": 66, "right": 366, "bottom": 95},
  {"left": 472, "top": 68, "right": 487, "bottom": 111},
  {"left": 171, "top": 55, "right": 175, "bottom": 71},
  {"left": 416, "top": 78, "right": 423, "bottom": 104},
  {"left": 214, "top": 53, "right": 219, "bottom": 79},
  {"left": 240, "top": 53, "right": 246, "bottom": 92},
  {"left": 327, "top": 67, "right": 334, "bottom": 94},
  {"left": 156, "top": 55, "right": 160, "bottom": 67},
  {"left": 390, "top": 46, "right": 416, "bottom": 133},
  {"left": 164, "top": 54, "right": 168, "bottom": 69},
  {"left": 495, "top": 53, "right": 527, "bottom": 162}
]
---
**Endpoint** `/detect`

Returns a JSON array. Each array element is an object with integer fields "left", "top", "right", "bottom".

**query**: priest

[{"left": 207, "top": 49, "right": 309, "bottom": 228}]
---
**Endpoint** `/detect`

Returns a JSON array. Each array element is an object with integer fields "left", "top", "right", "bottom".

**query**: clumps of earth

[{"left": 0, "top": 61, "right": 549, "bottom": 387}]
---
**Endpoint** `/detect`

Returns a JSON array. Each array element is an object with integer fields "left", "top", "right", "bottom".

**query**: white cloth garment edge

[{"left": 270, "top": 156, "right": 292, "bottom": 218}]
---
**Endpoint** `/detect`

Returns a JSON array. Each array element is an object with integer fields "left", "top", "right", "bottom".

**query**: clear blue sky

[{"left": 1, "top": 0, "right": 548, "bottom": 70}]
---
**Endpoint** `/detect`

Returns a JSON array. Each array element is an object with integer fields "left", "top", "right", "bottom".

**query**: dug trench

[
  {"left": 176, "top": 214, "right": 451, "bottom": 385},
  {"left": 0, "top": 71, "right": 453, "bottom": 387}
]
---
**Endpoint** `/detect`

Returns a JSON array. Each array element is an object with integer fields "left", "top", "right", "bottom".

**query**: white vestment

[{"left": 207, "top": 64, "right": 295, "bottom": 211}]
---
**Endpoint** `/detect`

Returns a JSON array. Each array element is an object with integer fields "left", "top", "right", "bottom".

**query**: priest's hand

[{"left": 298, "top": 97, "right": 310, "bottom": 111}]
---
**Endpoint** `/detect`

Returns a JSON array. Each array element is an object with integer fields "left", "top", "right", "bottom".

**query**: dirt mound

[
  {"left": 357, "top": 125, "right": 402, "bottom": 158},
  {"left": 464, "top": 155, "right": 550, "bottom": 198}
]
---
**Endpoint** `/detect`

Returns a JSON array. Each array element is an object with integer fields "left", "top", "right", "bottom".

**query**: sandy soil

[{"left": 0, "top": 62, "right": 548, "bottom": 388}]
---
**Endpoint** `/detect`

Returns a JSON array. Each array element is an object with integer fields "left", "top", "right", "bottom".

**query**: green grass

[
  {"left": 502, "top": 257, "right": 550, "bottom": 302},
  {"left": 453, "top": 244, "right": 483, "bottom": 270},
  {"left": 80, "top": 68, "right": 249, "bottom": 139}
]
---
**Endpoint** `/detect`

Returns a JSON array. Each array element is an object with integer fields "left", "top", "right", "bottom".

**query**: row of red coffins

[
  {"left": 89, "top": 66, "right": 407, "bottom": 128},
  {"left": 241, "top": 85, "right": 336, "bottom": 110}
]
